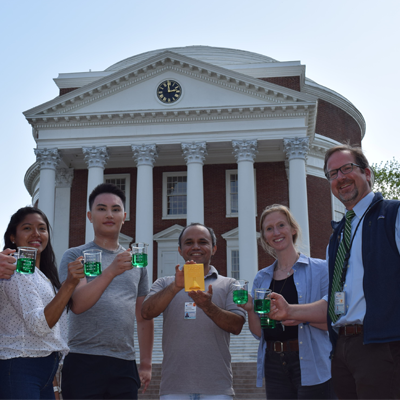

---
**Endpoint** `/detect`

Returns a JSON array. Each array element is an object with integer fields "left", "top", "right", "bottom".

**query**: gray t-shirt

[
  {"left": 145, "top": 266, "right": 246, "bottom": 396},
  {"left": 59, "top": 241, "right": 149, "bottom": 361}
]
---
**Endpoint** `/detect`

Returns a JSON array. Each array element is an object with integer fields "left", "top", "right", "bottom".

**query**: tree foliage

[{"left": 372, "top": 158, "right": 400, "bottom": 200}]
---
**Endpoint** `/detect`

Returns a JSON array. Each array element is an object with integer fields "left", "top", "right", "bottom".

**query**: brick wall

[
  {"left": 69, "top": 170, "right": 88, "bottom": 247},
  {"left": 315, "top": 99, "right": 362, "bottom": 144},
  {"left": 258, "top": 76, "right": 301, "bottom": 92},
  {"left": 59, "top": 87, "right": 79, "bottom": 96},
  {"left": 307, "top": 175, "right": 332, "bottom": 259}
]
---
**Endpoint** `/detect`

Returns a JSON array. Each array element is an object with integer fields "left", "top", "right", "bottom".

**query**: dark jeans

[
  {"left": 0, "top": 352, "right": 60, "bottom": 400},
  {"left": 264, "top": 349, "right": 334, "bottom": 399},
  {"left": 61, "top": 353, "right": 141, "bottom": 399},
  {"left": 332, "top": 334, "right": 400, "bottom": 399}
]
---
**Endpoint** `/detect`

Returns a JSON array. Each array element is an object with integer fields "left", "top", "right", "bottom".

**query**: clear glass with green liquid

[
  {"left": 84, "top": 261, "right": 102, "bottom": 276},
  {"left": 16, "top": 247, "right": 37, "bottom": 274},
  {"left": 253, "top": 288, "right": 272, "bottom": 314},
  {"left": 261, "top": 314, "right": 276, "bottom": 329},
  {"left": 16, "top": 257, "right": 35, "bottom": 274},
  {"left": 233, "top": 289, "right": 248, "bottom": 304},
  {"left": 132, "top": 253, "right": 148, "bottom": 268},
  {"left": 131, "top": 243, "right": 148, "bottom": 268},
  {"left": 254, "top": 298, "right": 271, "bottom": 314},
  {"left": 83, "top": 249, "right": 102, "bottom": 277},
  {"left": 233, "top": 280, "right": 249, "bottom": 304}
]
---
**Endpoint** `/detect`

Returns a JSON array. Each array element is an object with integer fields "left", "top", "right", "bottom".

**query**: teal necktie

[{"left": 329, "top": 210, "right": 355, "bottom": 323}]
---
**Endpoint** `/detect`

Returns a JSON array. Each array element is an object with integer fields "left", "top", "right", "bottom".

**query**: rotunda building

[{"left": 23, "top": 46, "right": 365, "bottom": 284}]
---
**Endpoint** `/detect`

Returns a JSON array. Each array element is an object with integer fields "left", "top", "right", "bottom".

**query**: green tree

[{"left": 372, "top": 158, "right": 400, "bottom": 200}]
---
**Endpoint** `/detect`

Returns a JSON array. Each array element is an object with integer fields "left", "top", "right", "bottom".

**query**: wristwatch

[{"left": 53, "top": 386, "right": 61, "bottom": 392}]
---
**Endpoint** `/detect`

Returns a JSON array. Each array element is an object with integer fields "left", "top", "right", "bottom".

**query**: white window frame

[
  {"left": 104, "top": 173, "right": 130, "bottom": 221},
  {"left": 332, "top": 193, "right": 345, "bottom": 222},
  {"left": 225, "top": 169, "right": 257, "bottom": 217},
  {"left": 162, "top": 171, "right": 188, "bottom": 219},
  {"left": 230, "top": 249, "right": 240, "bottom": 280}
]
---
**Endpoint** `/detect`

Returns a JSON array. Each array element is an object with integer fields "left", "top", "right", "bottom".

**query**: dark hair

[
  {"left": 88, "top": 183, "right": 126, "bottom": 210},
  {"left": 324, "top": 142, "right": 372, "bottom": 188},
  {"left": 178, "top": 223, "right": 217, "bottom": 248},
  {"left": 3, "top": 207, "right": 61, "bottom": 292}
]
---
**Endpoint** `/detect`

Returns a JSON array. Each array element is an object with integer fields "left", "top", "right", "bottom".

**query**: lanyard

[{"left": 338, "top": 199, "right": 383, "bottom": 291}]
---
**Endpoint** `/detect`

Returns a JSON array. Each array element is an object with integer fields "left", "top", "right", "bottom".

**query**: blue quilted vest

[{"left": 327, "top": 192, "right": 400, "bottom": 352}]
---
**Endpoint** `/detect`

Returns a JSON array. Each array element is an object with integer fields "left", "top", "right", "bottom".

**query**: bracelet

[{"left": 53, "top": 386, "right": 61, "bottom": 393}]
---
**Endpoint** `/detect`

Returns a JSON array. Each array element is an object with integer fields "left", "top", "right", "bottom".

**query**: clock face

[{"left": 157, "top": 80, "right": 182, "bottom": 104}]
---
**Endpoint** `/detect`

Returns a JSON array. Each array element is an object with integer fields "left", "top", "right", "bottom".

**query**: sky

[{"left": 0, "top": 0, "right": 399, "bottom": 241}]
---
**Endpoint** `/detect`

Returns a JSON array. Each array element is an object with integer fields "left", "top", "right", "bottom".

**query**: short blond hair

[{"left": 259, "top": 204, "right": 301, "bottom": 257}]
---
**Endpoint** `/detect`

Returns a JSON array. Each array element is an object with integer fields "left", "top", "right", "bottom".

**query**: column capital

[
  {"left": 34, "top": 148, "right": 60, "bottom": 170},
  {"left": 232, "top": 140, "right": 258, "bottom": 162},
  {"left": 56, "top": 168, "right": 74, "bottom": 188},
  {"left": 132, "top": 144, "right": 158, "bottom": 167},
  {"left": 283, "top": 137, "right": 310, "bottom": 161},
  {"left": 181, "top": 141, "right": 207, "bottom": 165},
  {"left": 82, "top": 146, "right": 109, "bottom": 169}
]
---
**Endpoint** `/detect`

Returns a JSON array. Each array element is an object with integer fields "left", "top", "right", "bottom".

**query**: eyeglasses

[{"left": 325, "top": 163, "right": 362, "bottom": 181}]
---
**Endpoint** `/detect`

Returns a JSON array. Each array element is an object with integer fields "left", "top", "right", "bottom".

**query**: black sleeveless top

[{"left": 262, "top": 274, "right": 298, "bottom": 341}]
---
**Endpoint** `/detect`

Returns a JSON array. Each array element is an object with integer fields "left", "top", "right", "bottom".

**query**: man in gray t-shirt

[
  {"left": 142, "top": 223, "right": 246, "bottom": 399},
  {"left": 59, "top": 183, "right": 153, "bottom": 399}
]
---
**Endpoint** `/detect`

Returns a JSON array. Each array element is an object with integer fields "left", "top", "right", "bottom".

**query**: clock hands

[{"left": 167, "top": 80, "right": 179, "bottom": 93}]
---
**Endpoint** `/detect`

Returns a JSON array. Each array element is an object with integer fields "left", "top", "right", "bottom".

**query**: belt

[
  {"left": 266, "top": 339, "right": 299, "bottom": 353},
  {"left": 338, "top": 324, "right": 363, "bottom": 336}
]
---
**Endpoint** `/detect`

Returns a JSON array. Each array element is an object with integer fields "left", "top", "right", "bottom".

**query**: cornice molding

[
  {"left": 27, "top": 105, "right": 313, "bottom": 129},
  {"left": 24, "top": 52, "right": 317, "bottom": 119},
  {"left": 24, "top": 162, "right": 40, "bottom": 196}
]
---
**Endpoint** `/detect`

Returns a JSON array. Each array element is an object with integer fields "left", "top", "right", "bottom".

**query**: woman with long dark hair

[
  {"left": 240, "top": 204, "right": 334, "bottom": 399},
  {"left": 0, "top": 207, "right": 84, "bottom": 399}
]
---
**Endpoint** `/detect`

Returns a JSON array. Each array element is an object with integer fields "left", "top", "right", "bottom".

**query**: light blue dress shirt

[
  {"left": 327, "top": 191, "right": 400, "bottom": 328},
  {"left": 252, "top": 254, "right": 332, "bottom": 387}
]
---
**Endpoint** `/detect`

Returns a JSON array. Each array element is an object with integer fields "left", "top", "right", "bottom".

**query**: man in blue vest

[{"left": 269, "top": 144, "right": 400, "bottom": 399}]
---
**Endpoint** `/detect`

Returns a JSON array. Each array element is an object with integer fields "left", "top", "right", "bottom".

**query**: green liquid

[
  {"left": 254, "top": 298, "right": 270, "bottom": 314},
  {"left": 261, "top": 315, "right": 276, "bottom": 329},
  {"left": 132, "top": 253, "right": 148, "bottom": 268},
  {"left": 84, "top": 261, "right": 102, "bottom": 276},
  {"left": 233, "top": 290, "right": 248, "bottom": 304},
  {"left": 16, "top": 258, "right": 35, "bottom": 274}
]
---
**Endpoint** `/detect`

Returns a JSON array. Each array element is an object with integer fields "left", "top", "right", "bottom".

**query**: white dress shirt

[
  {"left": 0, "top": 267, "right": 69, "bottom": 359},
  {"left": 327, "top": 191, "right": 400, "bottom": 327}
]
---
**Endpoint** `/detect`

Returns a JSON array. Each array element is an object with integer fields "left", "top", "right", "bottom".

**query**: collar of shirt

[
  {"left": 349, "top": 191, "right": 374, "bottom": 219},
  {"left": 205, "top": 265, "right": 218, "bottom": 279},
  {"left": 256, "top": 253, "right": 309, "bottom": 279}
]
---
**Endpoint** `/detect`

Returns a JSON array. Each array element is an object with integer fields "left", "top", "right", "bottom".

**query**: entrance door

[{"left": 159, "top": 250, "right": 185, "bottom": 277}]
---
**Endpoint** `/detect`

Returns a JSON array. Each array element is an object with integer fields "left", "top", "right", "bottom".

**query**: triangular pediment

[
  {"left": 153, "top": 224, "right": 184, "bottom": 241},
  {"left": 24, "top": 51, "right": 317, "bottom": 123}
]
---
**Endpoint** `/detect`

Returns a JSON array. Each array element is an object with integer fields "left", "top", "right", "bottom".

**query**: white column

[
  {"left": 34, "top": 148, "right": 60, "bottom": 230},
  {"left": 283, "top": 137, "right": 310, "bottom": 256},
  {"left": 83, "top": 146, "right": 109, "bottom": 243},
  {"left": 232, "top": 139, "right": 258, "bottom": 284},
  {"left": 53, "top": 168, "right": 74, "bottom": 267},
  {"left": 132, "top": 144, "right": 158, "bottom": 285},
  {"left": 181, "top": 142, "right": 207, "bottom": 225}
]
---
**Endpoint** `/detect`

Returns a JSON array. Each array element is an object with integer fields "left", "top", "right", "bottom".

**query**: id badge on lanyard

[{"left": 334, "top": 291, "right": 346, "bottom": 315}]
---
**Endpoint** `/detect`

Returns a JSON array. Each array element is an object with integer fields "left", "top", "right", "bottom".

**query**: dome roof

[{"left": 106, "top": 46, "right": 278, "bottom": 72}]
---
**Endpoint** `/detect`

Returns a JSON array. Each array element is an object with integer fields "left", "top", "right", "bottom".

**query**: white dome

[{"left": 106, "top": 45, "right": 278, "bottom": 72}]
